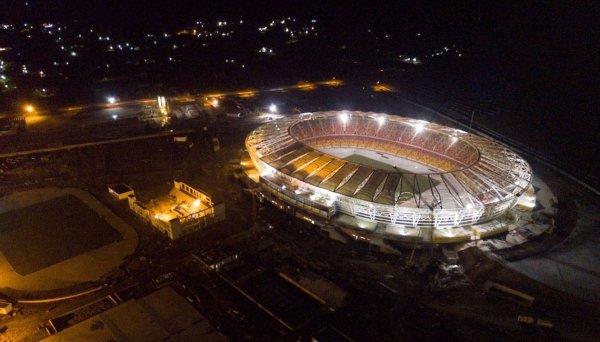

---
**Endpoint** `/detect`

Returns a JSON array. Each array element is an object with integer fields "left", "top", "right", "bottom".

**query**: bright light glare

[
  {"left": 193, "top": 199, "right": 201, "bottom": 207},
  {"left": 520, "top": 201, "right": 536, "bottom": 208},
  {"left": 157, "top": 96, "right": 166, "bottom": 108},
  {"left": 24, "top": 104, "right": 34, "bottom": 113},
  {"left": 260, "top": 166, "right": 274, "bottom": 177},
  {"left": 211, "top": 98, "right": 219, "bottom": 107},
  {"left": 518, "top": 196, "right": 536, "bottom": 208},
  {"left": 339, "top": 112, "right": 349, "bottom": 124},
  {"left": 112, "top": 114, "right": 117, "bottom": 120},
  {"left": 414, "top": 122, "right": 424, "bottom": 133},
  {"left": 465, "top": 203, "right": 473, "bottom": 209},
  {"left": 377, "top": 116, "right": 385, "bottom": 126},
  {"left": 107, "top": 96, "right": 116, "bottom": 104},
  {"left": 268, "top": 103, "right": 277, "bottom": 113}
]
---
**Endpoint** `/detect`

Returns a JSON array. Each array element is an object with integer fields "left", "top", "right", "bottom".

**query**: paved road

[{"left": 0, "top": 129, "right": 194, "bottom": 158}]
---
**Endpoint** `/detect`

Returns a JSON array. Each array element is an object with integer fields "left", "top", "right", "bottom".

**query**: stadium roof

[{"left": 246, "top": 111, "right": 532, "bottom": 210}]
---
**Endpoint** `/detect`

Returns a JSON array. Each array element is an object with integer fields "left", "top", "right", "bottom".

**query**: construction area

[{"left": 0, "top": 90, "right": 597, "bottom": 341}]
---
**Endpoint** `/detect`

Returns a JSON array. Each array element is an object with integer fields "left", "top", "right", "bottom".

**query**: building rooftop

[
  {"left": 145, "top": 185, "right": 210, "bottom": 223},
  {"left": 108, "top": 183, "right": 133, "bottom": 195},
  {"left": 44, "top": 286, "right": 226, "bottom": 342}
]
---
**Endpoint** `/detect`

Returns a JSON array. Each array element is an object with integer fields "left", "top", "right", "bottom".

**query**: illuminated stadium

[{"left": 245, "top": 111, "right": 535, "bottom": 244}]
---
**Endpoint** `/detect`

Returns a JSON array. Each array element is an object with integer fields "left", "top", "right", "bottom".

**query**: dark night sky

[
  {"left": 3, "top": 1, "right": 599, "bottom": 131},
  {"left": 4, "top": 1, "right": 598, "bottom": 52}
]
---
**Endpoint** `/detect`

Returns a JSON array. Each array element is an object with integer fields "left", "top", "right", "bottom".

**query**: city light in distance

[
  {"left": 24, "top": 104, "right": 35, "bottom": 113},
  {"left": 107, "top": 96, "right": 117, "bottom": 104},
  {"left": 268, "top": 104, "right": 277, "bottom": 113}
]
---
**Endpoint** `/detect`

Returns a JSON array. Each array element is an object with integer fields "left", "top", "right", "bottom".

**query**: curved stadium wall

[{"left": 245, "top": 111, "right": 532, "bottom": 240}]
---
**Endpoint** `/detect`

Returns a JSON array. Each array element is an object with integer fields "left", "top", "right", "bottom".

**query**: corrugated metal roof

[
  {"left": 320, "top": 163, "right": 359, "bottom": 191},
  {"left": 335, "top": 166, "right": 373, "bottom": 196},
  {"left": 374, "top": 173, "right": 401, "bottom": 205},
  {"left": 293, "top": 155, "right": 334, "bottom": 180},
  {"left": 354, "top": 170, "right": 388, "bottom": 201},
  {"left": 305, "top": 158, "right": 345, "bottom": 186}
]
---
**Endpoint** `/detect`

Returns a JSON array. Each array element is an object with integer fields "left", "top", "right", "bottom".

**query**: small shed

[
  {"left": 108, "top": 184, "right": 135, "bottom": 200},
  {"left": 0, "top": 301, "right": 13, "bottom": 315}
]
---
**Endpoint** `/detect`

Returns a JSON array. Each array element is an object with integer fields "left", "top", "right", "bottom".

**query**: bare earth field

[{"left": 0, "top": 195, "right": 122, "bottom": 275}]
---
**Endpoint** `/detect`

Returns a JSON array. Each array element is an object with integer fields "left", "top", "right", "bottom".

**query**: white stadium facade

[{"left": 245, "top": 111, "right": 535, "bottom": 244}]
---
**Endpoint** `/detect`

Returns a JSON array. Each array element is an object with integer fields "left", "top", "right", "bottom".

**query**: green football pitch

[{"left": 0, "top": 195, "right": 122, "bottom": 275}]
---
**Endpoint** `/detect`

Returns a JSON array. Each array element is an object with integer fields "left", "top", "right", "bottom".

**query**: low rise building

[
  {"left": 127, "top": 180, "right": 225, "bottom": 239},
  {"left": 44, "top": 286, "right": 226, "bottom": 341},
  {"left": 107, "top": 184, "right": 134, "bottom": 200},
  {"left": 0, "top": 301, "right": 13, "bottom": 315}
]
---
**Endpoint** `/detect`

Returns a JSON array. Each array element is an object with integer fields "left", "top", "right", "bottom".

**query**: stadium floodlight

[
  {"left": 107, "top": 96, "right": 117, "bottom": 104},
  {"left": 269, "top": 103, "right": 277, "bottom": 113},
  {"left": 414, "top": 122, "right": 424, "bottom": 133},
  {"left": 339, "top": 111, "right": 349, "bottom": 124}
]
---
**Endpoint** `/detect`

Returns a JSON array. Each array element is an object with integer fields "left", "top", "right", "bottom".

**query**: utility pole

[{"left": 468, "top": 110, "right": 475, "bottom": 132}]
